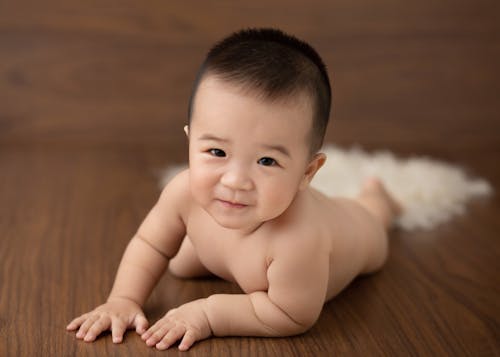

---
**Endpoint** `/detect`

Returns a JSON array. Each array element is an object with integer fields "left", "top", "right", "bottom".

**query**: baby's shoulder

[
  {"left": 160, "top": 168, "right": 190, "bottom": 197},
  {"left": 267, "top": 189, "right": 331, "bottom": 256},
  {"left": 306, "top": 188, "right": 376, "bottom": 229},
  {"left": 157, "top": 169, "right": 191, "bottom": 218},
  {"left": 267, "top": 188, "right": 373, "bottom": 254}
]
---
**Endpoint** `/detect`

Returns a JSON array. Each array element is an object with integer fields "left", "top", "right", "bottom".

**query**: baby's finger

[
  {"left": 66, "top": 314, "right": 88, "bottom": 330},
  {"left": 156, "top": 325, "right": 186, "bottom": 350},
  {"left": 141, "top": 320, "right": 162, "bottom": 341},
  {"left": 179, "top": 329, "right": 197, "bottom": 351},
  {"left": 111, "top": 317, "right": 127, "bottom": 344},
  {"left": 141, "top": 326, "right": 154, "bottom": 341},
  {"left": 145, "top": 322, "right": 173, "bottom": 347},
  {"left": 83, "top": 316, "right": 111, "bottom": 342},
  {"left": 76, "top": 315, "right": 99, "bottom": 339},
  {"left": 133, "top": 313, "right": 149, "bottom": 335}
]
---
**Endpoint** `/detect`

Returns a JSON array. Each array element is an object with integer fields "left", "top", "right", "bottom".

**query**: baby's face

[{"left": 188, "top": 75, "right": 314, "bottom": 234}]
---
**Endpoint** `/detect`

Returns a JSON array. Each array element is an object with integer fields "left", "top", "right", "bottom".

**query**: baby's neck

[{"left": 224, "top": 221, "right": 266, "bottom": 238}]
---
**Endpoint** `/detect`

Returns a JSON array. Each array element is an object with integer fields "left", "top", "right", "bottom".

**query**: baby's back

[{"left": 302, "top": 188, "right": 387, "bottom": 300}]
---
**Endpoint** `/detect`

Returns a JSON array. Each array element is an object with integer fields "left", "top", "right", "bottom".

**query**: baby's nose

[{"left": 220, "top": 167, "right": 253, "bottom": 191}]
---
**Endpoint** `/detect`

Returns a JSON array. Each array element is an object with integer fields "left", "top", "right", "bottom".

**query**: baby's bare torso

[{"left": 184, "top": 187, "right": 385, "bottom": 302}]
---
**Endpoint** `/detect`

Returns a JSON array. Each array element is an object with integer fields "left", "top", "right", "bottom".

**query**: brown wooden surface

[{"left": 1, "top": 1, "right": 499, "bottom": 356}]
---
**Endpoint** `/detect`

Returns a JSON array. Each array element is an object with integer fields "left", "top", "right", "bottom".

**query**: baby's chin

[
  {"left": 204, "top": 207, "right": 263, "bottom": 233},
  {"left": 210, "top": 212, "right": 256, "bottom": 230}
]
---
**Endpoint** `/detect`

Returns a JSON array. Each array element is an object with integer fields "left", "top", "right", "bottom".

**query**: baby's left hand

[{"left": 141, "top": 299, "right": 212, "bottom": 351}]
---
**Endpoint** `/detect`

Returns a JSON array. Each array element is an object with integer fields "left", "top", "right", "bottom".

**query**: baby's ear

[
  {"left": 299, "top": 153, "right": 326, "bottom": 191},
  {"left": 184, "top": 125, "right": 189, "bottom": 137}
]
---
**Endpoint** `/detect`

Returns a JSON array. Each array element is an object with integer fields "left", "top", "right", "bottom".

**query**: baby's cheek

[
  {"left": 191, "top": 166, "right": 214, "bottom": 185},
  {"left": 262, "top": 183, "right": 295, "bottom": 216},
  {"left": 190, "top": 170, "right": 214, "bottom": 202}
]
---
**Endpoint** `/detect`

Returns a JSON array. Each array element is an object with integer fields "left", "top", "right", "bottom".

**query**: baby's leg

[
  {"left": 353, "top": 178, "right": 403, "bottom": 274},
  {"left": 355, "top": 177, "right": 403, "bottom": 231},
  {"left": 168, "top": 236, "right": 213, "bottom": 278}
]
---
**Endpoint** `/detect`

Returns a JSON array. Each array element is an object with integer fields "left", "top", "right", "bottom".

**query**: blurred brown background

[{"left": 1, "top": 1, "right": 499, "bottom": 356}]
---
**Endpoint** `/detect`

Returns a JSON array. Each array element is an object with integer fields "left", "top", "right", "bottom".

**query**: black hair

[{"left": 187, "top": 28, "right": 332, "bottom": 155}]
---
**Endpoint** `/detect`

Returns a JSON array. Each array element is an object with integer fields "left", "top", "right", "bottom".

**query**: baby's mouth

[{"left": 217, "top": 199, "right": 248, "bottom": 209}]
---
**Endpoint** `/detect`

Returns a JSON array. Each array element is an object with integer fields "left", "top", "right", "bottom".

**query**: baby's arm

[
  {"left": 107, "top": 170, "right": 189, "bottom": 305},
  {"left": 205, "top": 244, "right": 330, "bottom": 336},
  {"left": 66, "top": 170, "right": 189, "bottom": 343},
  {"left": 141, "top": 240, "right": 330, "bottom": 350}
]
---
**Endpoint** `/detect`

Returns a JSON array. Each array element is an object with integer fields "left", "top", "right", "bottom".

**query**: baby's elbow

[
  {"left": 290, "top": 322, "right": 313, "bottom": 336},
  {"left": 281, "top": 303, "right": 324, "bottom": 336},
  {"left": 252, "top": 292, "right": 320, "bottom": 336},
  {"left": 284, "top": 316, "right": 317, "bottom": 336},
  {"left": 301, "top": 311, "right": 322, "bottom": 334},
  {"left": 282, "top": 308, "right": 321, "bottom": 336}
]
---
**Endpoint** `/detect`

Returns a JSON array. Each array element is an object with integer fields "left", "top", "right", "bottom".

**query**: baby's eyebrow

[
  {"left": 198, "top": 134, "right": 228, "bottom": 142},
  {"left": 260, "top": 143, "right": 291, "bottom": 158}
]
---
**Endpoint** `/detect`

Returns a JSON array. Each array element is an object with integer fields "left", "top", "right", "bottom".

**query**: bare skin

[
  {"left": 67, "top": 75, "right": 403, "bottom": 351},
  {"left": 356, "top": 177, "right": 403, "bottom": 230}
]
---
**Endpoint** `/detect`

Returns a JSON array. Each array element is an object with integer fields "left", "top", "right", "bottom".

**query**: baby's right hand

[{"left": 66, "top": 296, "right": 149, "bottom": 343}]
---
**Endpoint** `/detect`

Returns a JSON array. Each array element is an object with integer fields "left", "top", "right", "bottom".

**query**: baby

[{"left": 67, "top": 28, "right": 401, "bottom": 351}]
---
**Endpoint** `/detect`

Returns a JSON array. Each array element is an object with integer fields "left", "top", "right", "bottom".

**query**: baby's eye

[
  {"left": 208, "top": 148, "right": 226, "bottom": 157},
  {"left": 258, "top": 157, "right": 277, "bottom": 166}
]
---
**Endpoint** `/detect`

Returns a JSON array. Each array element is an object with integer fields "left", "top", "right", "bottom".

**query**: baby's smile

[{"left": 217, "top": 199, "right": 248, "bottom": 209}]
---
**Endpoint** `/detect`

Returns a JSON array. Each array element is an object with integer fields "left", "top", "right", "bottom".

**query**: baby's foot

[{"left": 361, "top": 177, "right": 403, "bottom": 218}]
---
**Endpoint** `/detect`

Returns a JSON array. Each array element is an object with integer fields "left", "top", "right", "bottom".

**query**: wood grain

[{"left": 1, "top": 1, "right": 499, "bottom": 356}]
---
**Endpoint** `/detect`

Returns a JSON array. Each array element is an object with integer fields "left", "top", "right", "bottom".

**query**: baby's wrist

[
  {"left": 107, "top": 295, "right": 141, "bottom": 306},
  {"left": 200, "top": 298, "right": 214, "bottom": 336}
]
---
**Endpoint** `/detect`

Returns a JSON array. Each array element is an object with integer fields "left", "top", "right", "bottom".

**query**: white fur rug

[{"left": 158, "top": 145, "right": 493, "bottom": 231}]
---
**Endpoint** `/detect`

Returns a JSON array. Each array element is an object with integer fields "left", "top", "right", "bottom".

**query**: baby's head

[
  {"left": 187, "top": 28, "right": 331, "bottom": 158},
  {"left": 185, "top": 28, "right": 332, "bottom": 232}
]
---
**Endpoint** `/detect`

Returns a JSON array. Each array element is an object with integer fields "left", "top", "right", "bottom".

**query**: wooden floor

[{"left": 1, "top": 1, "right": 499, "bottom": 356}]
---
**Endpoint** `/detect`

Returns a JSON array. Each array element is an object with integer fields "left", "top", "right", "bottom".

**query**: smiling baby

[{"left": 67, "top": 28, "right": 401, "bottom": 351}]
